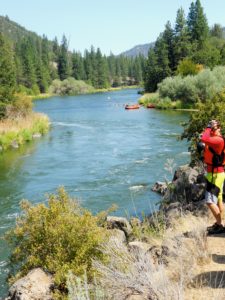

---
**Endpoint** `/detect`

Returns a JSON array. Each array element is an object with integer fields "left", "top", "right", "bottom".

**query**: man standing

[{"left": 201, "top": 120, "right": 225, "bottom": 234}]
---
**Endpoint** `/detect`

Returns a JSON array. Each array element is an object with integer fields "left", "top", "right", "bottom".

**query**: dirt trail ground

[{"left": 185, "top": 232, "right": 225, "bottom": 300}]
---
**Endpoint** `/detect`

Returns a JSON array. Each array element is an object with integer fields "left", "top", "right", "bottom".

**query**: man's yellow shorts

[{"left": 205, "top": 172, "right": 225, "bottom": 204}]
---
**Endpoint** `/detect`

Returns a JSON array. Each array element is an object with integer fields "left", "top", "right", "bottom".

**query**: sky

[{"left": 0, "top": 0, "right": 225, "bottom": 56}]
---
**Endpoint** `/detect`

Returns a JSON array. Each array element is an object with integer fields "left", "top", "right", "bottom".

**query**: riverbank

[
  {"left": 4, "top": 164, "right": 225, "bottom": 299},
  {"left": 30, "top": 85, "right": 140, "bottom": 100},
  {"left": 138, "top": 92, "right": 198, "bottom": 111},
  {"left": 0, "top": 112, "right": 50, "bottom": 151}
]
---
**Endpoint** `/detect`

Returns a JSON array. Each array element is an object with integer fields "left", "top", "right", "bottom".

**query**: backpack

[{"left": 208, "top": 138, "right": 225, "bottom": 167}]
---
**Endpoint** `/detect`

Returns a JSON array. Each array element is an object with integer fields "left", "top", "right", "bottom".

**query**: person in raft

[{"left": 201, "top": 119, "right": 225, "bottom": 234}]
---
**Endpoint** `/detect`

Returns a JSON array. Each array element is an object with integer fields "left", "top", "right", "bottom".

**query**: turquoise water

[{"left": 0, "top": 88, "right": 190, "bottom": 296}]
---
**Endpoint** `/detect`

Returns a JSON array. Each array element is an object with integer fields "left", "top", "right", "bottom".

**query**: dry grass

[
  {"left": 0, "top": 112, "right": 49, "bottom": 150},
  {"left": 100, "top": 214, "right": 210, "bottom": 299},
  {"left": 0, "top": 112, "right": 48, "bottom": 134},
  {"left": 67, "top": 213, "right": 225, "bottom": 300}
]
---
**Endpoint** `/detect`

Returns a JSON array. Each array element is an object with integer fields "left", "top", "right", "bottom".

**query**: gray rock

[
  {"left": 163, "top": 164, "right": 206, "bottom": 206},
  {"left": 148, "top": 245, "right": 169, "bottom": 265},
  {"left": 32, "top": 133, "right": 42, "bottom": 139},
  {"left": 11, "top": 140, "right": 19, "bottom": 149},
  {"left": 107, "top": 216, "right": 132, "bottom": 237},
  {"left": 6, "top": 268, "right": 53, "bottom": 300},
  {"left": 151, "top": 181, "right": 168, "bottom": 195}
]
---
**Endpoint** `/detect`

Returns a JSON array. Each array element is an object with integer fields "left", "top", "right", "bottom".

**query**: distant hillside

[
  {"left": 120, "top": 26, "right": 225, "bottom": 57},
  {"left": 119, "top": 42, "right": 155, "bottom": 57},
  {"left": 0, "top": 15, "right": 42, "bottom": 43}
]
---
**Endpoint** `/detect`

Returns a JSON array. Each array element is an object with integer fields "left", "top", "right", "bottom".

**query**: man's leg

[
  {"left": 207, "top": 203, "right": 222, "bottom": 225},
  {"left": 206, "top": 172, "right": 224, "bottom": 226}
]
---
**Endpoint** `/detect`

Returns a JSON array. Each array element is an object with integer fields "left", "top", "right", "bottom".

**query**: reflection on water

[{"left": 0, "top": 89, "right": 190, "bottom": 296}]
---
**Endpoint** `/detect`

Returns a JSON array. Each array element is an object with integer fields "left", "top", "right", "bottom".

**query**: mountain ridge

[
  {"left": 119, "top": 42, "right": 154, "bottom": 57},
  {"left": 0, "top": 15, "right": 153, "bottom": 58}
]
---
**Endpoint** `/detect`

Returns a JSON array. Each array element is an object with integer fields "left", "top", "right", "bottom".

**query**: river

[{"left": 0, "top": 88, "right": 190, "bottom": 296}]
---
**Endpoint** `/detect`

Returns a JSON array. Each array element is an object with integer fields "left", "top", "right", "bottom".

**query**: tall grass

[{"left": 0, "top": 112, "right": 49, "bottom": 150}]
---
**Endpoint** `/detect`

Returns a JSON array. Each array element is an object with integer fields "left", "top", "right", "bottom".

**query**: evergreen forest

[
  {"left": 1, "top": 0, "right": 225, "bottom": 119},
  {"left": 144, "top": 0, "right": 225, "bottom": 92}
]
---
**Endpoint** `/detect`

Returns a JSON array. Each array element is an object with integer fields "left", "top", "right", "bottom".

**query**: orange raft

[{"left": 125, "top": 104, "right": 140, "bottom": 110}]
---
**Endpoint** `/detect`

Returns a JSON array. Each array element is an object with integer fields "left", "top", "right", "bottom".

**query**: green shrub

[
  {"left": 5, "top": 187, "right": 109, "bottom": 295},
  {"left": 158, "top": 66, "right": 225, "bottom": 106},
  {"left": 21, "top": 129, "right": 32, "bottom": 142},
  {"left": 158, "top": 76, "right": 184, "bottom": 101},
  {"left": 49, "top": 78, "right": 94, "bottom": 95},
  {"left": 5, "top": 94, "right": 33, "bottom": 120},
  {"left": 176, "top": 59, "right": 200, "bottom": 77},
  {"left": 195, "top": 69, "right": 219, "bottom": 102},
  {"left": 157, "top": 98, "right": 183, "bottom": 109},
  {"left": 31, "top": 116, "right": 49, "bottom": 135},
  {"left": 0, "top": 131, "right": 18, "bottom": 149},
  {"left": 138, "top": 93, "right": 160, "bottom": 106}
]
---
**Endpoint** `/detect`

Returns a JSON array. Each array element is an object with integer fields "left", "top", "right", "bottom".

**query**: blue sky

[{"left": 1, "top": 0, "right": 224, "bottom": 55}]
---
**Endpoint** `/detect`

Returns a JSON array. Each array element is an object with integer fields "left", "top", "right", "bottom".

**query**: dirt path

[{"left": 185, "top": 232, "right": 225, "bottom": 300}]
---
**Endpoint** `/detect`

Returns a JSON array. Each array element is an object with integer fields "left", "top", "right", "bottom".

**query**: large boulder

[
  {"left": 107, "top": 216, "right": 132, "bottom": 237},
  {"left": 5, "top": 268, "right": 53, "bottom": 300},
  {"left": 162, "top": 164, "right": 206, "bottom": 206}
]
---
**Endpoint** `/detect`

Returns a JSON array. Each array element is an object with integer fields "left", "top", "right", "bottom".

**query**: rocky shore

[{"left": 4, "top": 164, "right": 212, "bottom": 299}]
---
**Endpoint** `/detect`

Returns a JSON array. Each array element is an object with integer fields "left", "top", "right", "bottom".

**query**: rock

[
  {"left": 32, "top": 133, "right": 42, "bottom": 139},
  {"left": 11, "top": 140, "right": 19, "bottom": 149},
  {"left": 107, "top": 216, "right": 132, "bottom": 237},
  {"left": 6, "top": 268, "right": 53, "bottom": 300},
  {"left": 148, "top": 245, "right": 169, "bottom": 265},
  {"left": 151, "top": 181, "right": 168, "bottom": 195},
  {"left": 108, "top": 228, "right": 126, "bottom": 244},
  {"left": 163, "top": 164, "right": 206, "bottom": 207},
  {"left": 164, "top": 202, "right": 182, "bottom": 224},
  {"left": 128, "top": 241, "right": 152, "bottom": 253}
]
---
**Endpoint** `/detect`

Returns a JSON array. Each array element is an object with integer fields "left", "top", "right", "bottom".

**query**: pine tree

[
  {"left": 71, "top": 51, "right": 85, "bottom": 80},
  {"left": 210, "top": 24, "right": 224, "bottom": 39},
  {"left": 107, "top": 53, "right": 116, "bottom": 85},
  {"left": 133, "top": 56, "right": 143, "bottom": 84},
  {"left": 174, "top": 7, "right": 191, "bottom": 67},
  {"left": 154, "top": 35, "right": 172, "bottom": 82},
  {"left": 15, "top": 37, "right": 37, "bottom": 90},
  {"left": 187, "top": 0, "right": 209, "bottom": 47},
  {"left": 144, "top": 48, "right": 158, "bottom": 92},
  {"left": 58, "top": 35, "right": 70, "bottom": 80},
  {"left": 0, "top": 33, "right": 16, "bottom": 117},
  {"left": 83, "top": 49, "right": 93, "bottom": 84},
  {"left": 162, "top": 21, "right": 176, "bottom": 71},
  {"left": 95, "top": 48, "right": 109, "bottom": 88}
]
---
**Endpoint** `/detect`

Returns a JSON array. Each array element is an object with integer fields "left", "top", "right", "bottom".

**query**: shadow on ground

[
  {"left": 192, "top": 271, "right": 225, "bottom": 288},
  {"left": 212, "top": 254, "right": 225, "bottom": 264}
]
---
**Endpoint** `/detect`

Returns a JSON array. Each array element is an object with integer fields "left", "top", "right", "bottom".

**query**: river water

[{"left": 0, "top": 88, "right": 190, "bottom": 296}]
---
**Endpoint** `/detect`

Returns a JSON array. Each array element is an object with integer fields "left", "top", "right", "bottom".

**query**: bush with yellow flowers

[{"left": 5, "top": 187, "right": 110, "bottom": 296}]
